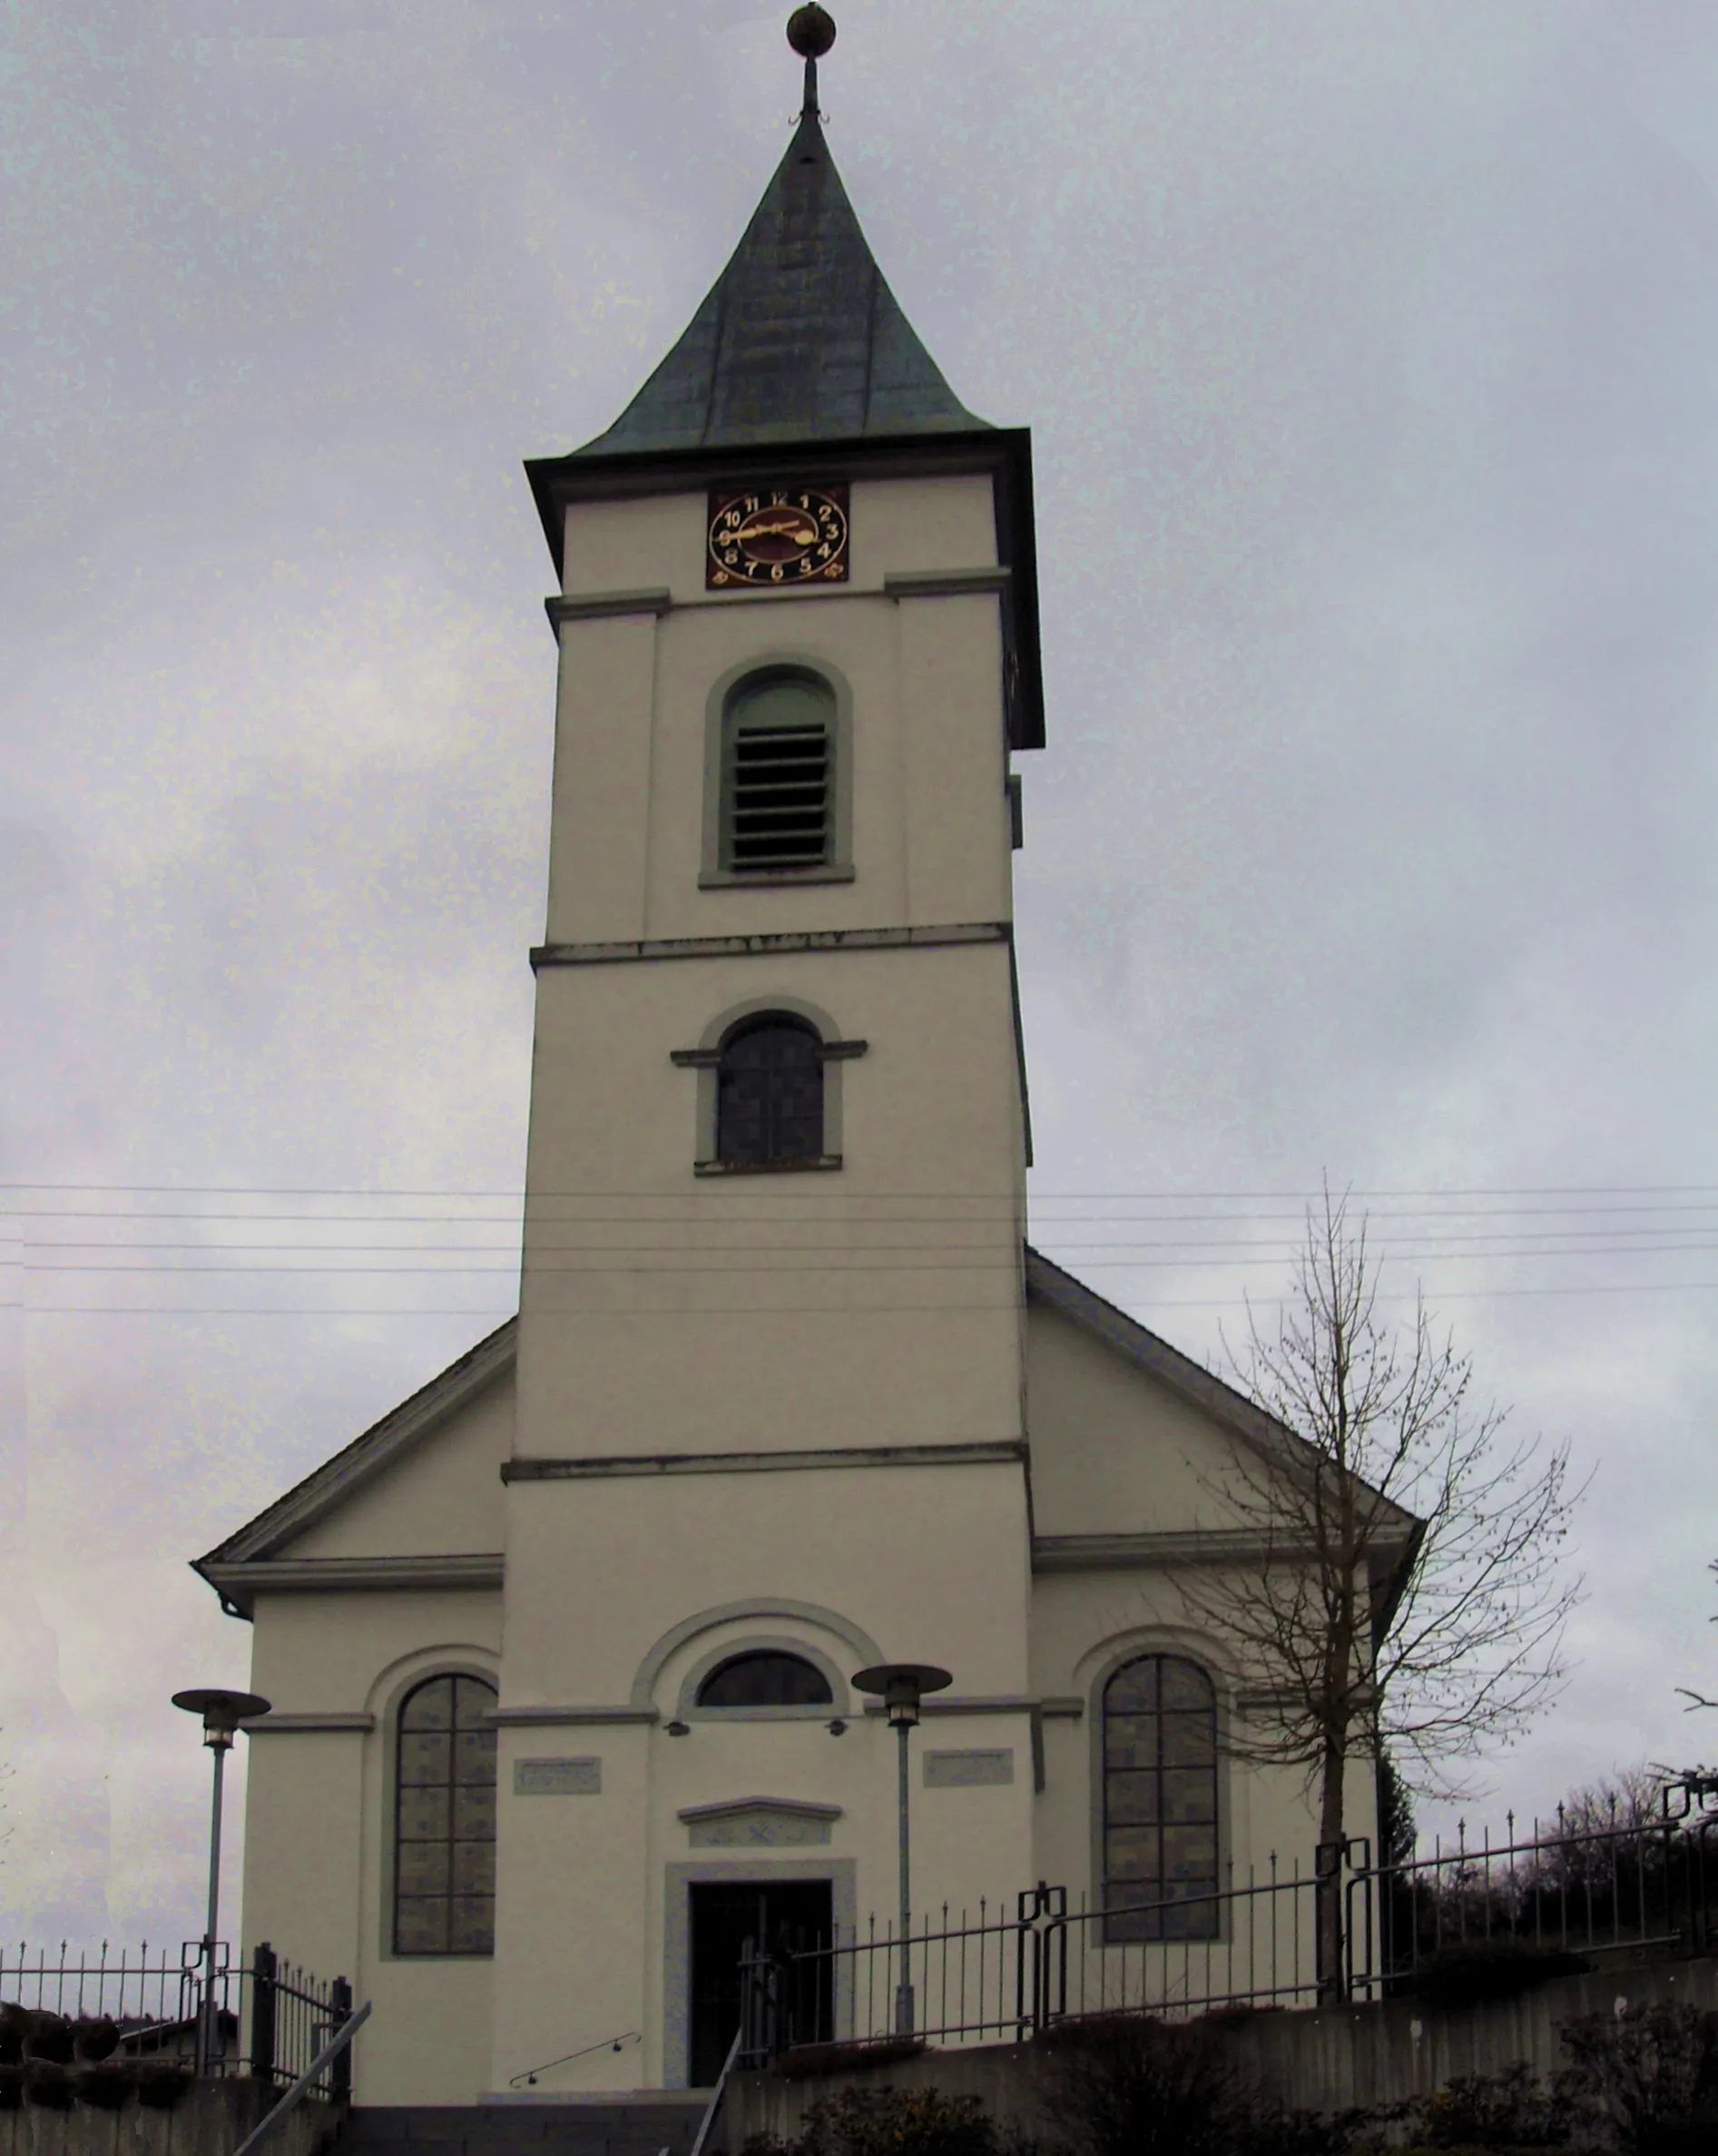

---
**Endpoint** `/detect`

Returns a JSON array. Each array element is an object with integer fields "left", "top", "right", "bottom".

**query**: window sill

[
  {"left": 698, "top": 864, "right": 856, "bottom": 889},
  {"left": 694, "top": 1155, "right": 843, "bottom": 1176}
]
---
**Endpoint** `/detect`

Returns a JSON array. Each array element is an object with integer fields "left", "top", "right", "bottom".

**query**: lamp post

[
  {"left": 172, "top": 1688, "right": 271, "bottom": 2076},
  {"left": 851, "top": 1662, "right": 951, "bottom": 2035}
]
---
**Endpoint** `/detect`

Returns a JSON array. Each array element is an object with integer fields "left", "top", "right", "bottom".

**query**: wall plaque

[
  {"left": 923, "top": 1749, "right": 1014, "bottom": 1788},
  {"left": 514, "top": 1757, "right": 602, "bottom": 1797}
]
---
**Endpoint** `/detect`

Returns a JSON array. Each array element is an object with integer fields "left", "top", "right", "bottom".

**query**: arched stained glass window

[
  {"left": 716, "top": 1019, "right": 823, "bottom": 1166},
  {"left": 1102, "top": 1654, "right": 1219, "bottom": 1942},
  {"left": 696, "top": 1651, "right": 834, "bottom": 1709},
  {"left": 395, "top": 1673, "right": 497, "bottom": 1956}
]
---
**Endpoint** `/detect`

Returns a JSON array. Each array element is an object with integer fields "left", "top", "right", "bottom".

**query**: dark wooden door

[{"left": 688, "top": 1878, "right": 833, "bottom": 2087}]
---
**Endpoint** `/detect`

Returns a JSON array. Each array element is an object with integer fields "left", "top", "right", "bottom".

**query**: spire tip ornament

[
  {"left": 787, "top": 5, "right": 836, "bottom": 60},
  {"left": 788, "top": 4, "right": 835, "bottom": 119}
]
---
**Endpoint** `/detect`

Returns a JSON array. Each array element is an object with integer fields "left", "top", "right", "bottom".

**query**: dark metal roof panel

[{"left": 574, "top": 113, "right": 987, "bottom": 457}]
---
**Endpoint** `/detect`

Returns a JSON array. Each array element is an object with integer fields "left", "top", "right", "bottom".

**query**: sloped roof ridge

[
  {"left": 193, "top": 1315, "right": 517, "bottom": 1573},
  {"left": 1023, "top": 1245, "right": 1419, "bottom": 1532},
  {"left": 572, "top": 109, "right": 987, "bottom": 458}
]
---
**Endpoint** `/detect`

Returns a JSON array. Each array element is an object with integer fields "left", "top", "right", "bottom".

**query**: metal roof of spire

[{"left": 571, "top": 8, "right": 989, "bottom": 458}]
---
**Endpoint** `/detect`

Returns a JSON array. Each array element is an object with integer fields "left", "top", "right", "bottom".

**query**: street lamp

[
  {"left": 172, "top": 1688, "right": 271, "bottom": 2075},
  {"left": 851, "top": 1662, "right": 951, "bottom": 2034}
]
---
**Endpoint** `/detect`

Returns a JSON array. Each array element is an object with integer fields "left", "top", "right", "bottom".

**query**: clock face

[{"left": 707, "top": 484, "right": 849, "bottom": 589}]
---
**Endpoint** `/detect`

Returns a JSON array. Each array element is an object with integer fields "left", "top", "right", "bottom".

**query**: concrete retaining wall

[
  {"left": 0, "top": 2078, "right": 341, "bottom": 2156},
  {"left": 729, "top": 1955, "right": 1718, "bottom": 2141}
]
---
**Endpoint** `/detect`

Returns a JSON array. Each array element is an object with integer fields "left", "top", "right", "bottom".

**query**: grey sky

[{"left": 5, "top": 0, "right": 1717, "bottom": 1942}]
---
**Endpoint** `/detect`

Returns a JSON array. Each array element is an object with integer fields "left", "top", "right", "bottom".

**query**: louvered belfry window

[
  {"left": 716, "top": 1019, "right": 823, "bottom": 1166},
  {"left": 395, "top": 1673, "right": 497, "bottom": 1955},
  {"left": 1102, "top": 1654, "right": 1220, "bottom": 1942},
  {"left": 722, "top": 670, "right": 834, "bottom": 872}
]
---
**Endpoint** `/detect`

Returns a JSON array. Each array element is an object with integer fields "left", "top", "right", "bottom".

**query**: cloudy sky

[{"left": 5, "top": 0, "right": 1718, "bottom": 1949}]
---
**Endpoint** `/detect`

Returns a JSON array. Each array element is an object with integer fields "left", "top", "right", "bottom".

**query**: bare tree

[
  {"left": 1182, "top": 1187, "right": 1584, "bottom": 1994},
  {"left": 1676, "top": 1564, "right": 1718, "bottom": 1718}
]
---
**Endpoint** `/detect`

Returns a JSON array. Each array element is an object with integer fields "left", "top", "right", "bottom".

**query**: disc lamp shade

[
  {"left": 851, "top": 1663, "right": 952, "bottom": 1728},
  {"left": 172, "top": 1688, "right": 272, "bottom": 1749}
]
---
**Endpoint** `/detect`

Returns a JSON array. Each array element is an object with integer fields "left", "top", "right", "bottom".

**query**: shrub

[
  {"left": 1031, "top": 2013, "right": 1369, "bottom": 2156},
  {"left": 0, "top": 2064, "right": 22, "bottom": 2112},
  {"left": 1404, "top": 2063, "right": 1576, "bottom": 2148},
  {"left": 0, "top": 2003, "right": 26, "bottom": 2067},
  {"left": 74, "top": 2062, "right": 135, "bottom": 2110},
  {"left": 25, "top": 2060, "right": 74, "bottom": 2109},
  {"left": 23, "top": 2011, "right": 75, "bottom": 2063},
  {"left": 743, "top": 2087, "right": 1001, "bottom": 2156},
  {"left": 74, "top": 2015, "right": 120, "bottom": 2062},
  {"left": 1558, "top": 2001, "right": 1718, "bottom": 2153},
  {"left": 134, "top": 2062, "right": 192, "bottom": 2110},
  {"left": 1034, "top": 2013, "right": 1252, "bottom": 2156}
]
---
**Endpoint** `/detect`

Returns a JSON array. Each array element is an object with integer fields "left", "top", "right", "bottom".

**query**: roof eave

[
  {"left": 191, "top": 1316, "right": 519, "bottom": 1592},
  {"left": 523, "top": 426, "right": 1045, "bottom": 752}
]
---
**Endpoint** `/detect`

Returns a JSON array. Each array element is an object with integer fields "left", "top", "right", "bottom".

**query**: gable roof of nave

[
  {"left": 193, "top": 1249, "right": 1418, "bottom": 1586},
  {"left": 195, "top": 1316, "right": 516, "bottom": 1575}
]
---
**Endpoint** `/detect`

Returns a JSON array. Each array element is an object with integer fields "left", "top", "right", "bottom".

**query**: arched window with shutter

[
  {"left": 716, "top": 1017, "right": 824, "bottom": 1166},
  {"left": 720, "top": 669, "right": 836, "bottom": 872},
  {"left": 1101, "top": 1653, "right": 1220, "bottom": 1942},
  {"left": 394, "top": 1672, "right": 497, "bottom": 1956}
]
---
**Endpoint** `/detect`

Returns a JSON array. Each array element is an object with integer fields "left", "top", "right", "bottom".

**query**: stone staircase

[{"left": 330, "top": 2098, "right": 716, "bottom": 2156}]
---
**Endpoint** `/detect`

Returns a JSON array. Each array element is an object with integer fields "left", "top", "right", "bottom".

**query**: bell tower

[{"left": 492, "top": 6, "right": 1047, "bottom": 2085}]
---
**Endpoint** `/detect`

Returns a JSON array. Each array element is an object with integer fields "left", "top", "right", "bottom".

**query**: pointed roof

[{"left": 574, "top": 108, "right": 988, "bottom": 458}]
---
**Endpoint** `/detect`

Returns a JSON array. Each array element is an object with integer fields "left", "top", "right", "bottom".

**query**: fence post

[
  {"left": 250, "top": 1943, "right": 279, "bottom": 2085},
  {"left": 329, "top": 1978, "right": 354, "bottom": 2104}
]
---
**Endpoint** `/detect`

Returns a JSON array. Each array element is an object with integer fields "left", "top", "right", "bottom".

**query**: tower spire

[
  {"left": 787, "top": 4, "right": 836, "bottom": 122},
  {"left": 557, "top": 0, "right": 989, "bottom": 458}
]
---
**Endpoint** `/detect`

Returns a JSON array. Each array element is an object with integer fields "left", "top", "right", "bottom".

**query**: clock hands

[{"left": 730, "top": 517, "right": 817, "bottom": 546}]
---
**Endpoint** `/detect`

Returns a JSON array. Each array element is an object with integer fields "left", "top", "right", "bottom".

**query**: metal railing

[
  {"left": 736, "top": 1778, "right": 1718, "bottom": 2063},
  {"left": 1355, "top": 1777, "right": 1718, "bottom": 1997},
  {"left": 1043, "top": 1859, "right": 1325, "bottom": 2022},
  {"left": 0, "top": 1939, "right": 354, "bottom": 2093},
  {"left": 738, "top": 1889, "right": 1051, "bottom": 2062}
]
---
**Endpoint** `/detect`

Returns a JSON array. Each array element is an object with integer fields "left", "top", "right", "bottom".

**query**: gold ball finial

[{"left": 787, "top": 5, "right": 836, "bottom": 61}]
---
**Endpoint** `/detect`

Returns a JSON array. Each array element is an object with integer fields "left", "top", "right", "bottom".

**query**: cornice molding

[
  {"left": 1035, "top": 1530, "right": 1293, "bottom": 1573},
  {"left": 531, "top": 921, "right": 1009, "bottom": 972},
  {"left": 504, "top": 1440, "right": 1026, "bottom": 1484},
  {"left": 859, "top": 1694, "right": 1037, "bottom": 1718},
  {"left": 545, "top": 588, "right": 672, "bottom": 634},
  {"left": 883, "top": 567, "right": 1012, "bottom": 599},
  {"left": 200, "top": 1552, "right": 505, "bottom": 1618},
  {"left": 246, "top": 1712, "right": 376, "bottom": 1736},
  {"left": 486, "top": 1705, "right": 660, "bottom": 1728}
]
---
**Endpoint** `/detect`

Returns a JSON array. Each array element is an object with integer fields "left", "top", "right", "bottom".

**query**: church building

[{"left": 194, "top": 9, "right": 1413, "bottom": 2108}]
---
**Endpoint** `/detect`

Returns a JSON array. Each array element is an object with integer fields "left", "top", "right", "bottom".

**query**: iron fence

[
  {"left": 738, "top": 1889, "right": 1051, "bottom": 2062},
  {"left": 1042, "top": 1858, "right": 1324, "bottom": 2022},
  {"left": 738, "top": 1778, "right": 1718, "bottom": 2064},
  {"left": 1358, "top": 1777, "right": 1718, "bottom": 1996},
  {"left": 0, "top": 1940, "right": 353, "bottom": 2095}
]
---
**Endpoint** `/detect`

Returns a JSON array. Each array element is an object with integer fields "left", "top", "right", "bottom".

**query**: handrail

[
  {"left": 688, "top": 2027, "right": 742, "bottom": 2156},
  {"left": 230, "top": 1999, "right": 371, "bottom": 2156},
  {"left": 509, "top": 2029, "right": 641, "bottom": 2089}
]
